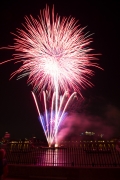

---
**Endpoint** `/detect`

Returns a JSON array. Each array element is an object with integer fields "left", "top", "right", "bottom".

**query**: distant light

[{"left": 55, "top": 144, "right": 58, "bottom": 147}]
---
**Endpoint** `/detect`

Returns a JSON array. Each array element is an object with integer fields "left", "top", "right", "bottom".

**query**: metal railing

[{"left": 2, "top": 142, "right": 120, "bottom": 167}]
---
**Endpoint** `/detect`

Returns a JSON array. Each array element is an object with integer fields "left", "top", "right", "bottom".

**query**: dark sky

[{"left": 0, "top": 0, "right": 120, "bottom": 141}]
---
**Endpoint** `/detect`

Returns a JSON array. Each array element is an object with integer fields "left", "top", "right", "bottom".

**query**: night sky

[{"left": 0, "top": 1, "right": 120, "bottom": 141}]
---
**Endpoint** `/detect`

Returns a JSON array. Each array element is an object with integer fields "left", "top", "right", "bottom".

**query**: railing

[{"left": 2, "top": 142, "right": 120, "bottom": 167}]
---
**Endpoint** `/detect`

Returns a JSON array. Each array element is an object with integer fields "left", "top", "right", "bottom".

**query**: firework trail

[
  {"left": 32, "top": 91, "right": 77, "bottom": 147},
  {"left": 0, "top": 5, "right": 101, "bottom": 146}
]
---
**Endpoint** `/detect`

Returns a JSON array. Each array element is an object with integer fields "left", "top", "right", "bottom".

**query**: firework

[
  {"left": 1, "top": 5, "right": 101, "bottom": 146},
  {"left": 1, "top": 5, "right": 99, "bottom": 94},
  {"left": 32, "top": 91, "right": 76, "bottom": 147}
]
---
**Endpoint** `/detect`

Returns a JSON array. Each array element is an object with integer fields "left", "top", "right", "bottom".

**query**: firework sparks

[
  {"left": 1, "top": 5, "right": 101, "bottom": 146},
  {"left": 1, "top": 5, "right": 100, "bottom": 95}
]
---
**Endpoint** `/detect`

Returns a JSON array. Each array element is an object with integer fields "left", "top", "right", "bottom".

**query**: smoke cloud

[{"left": 57, "top": 100, "right": 120, "bottom": 143}]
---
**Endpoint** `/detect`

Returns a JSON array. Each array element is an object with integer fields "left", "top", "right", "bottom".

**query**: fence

[{"left": 3, "top": 141, "right": 120, "bottom": 167}]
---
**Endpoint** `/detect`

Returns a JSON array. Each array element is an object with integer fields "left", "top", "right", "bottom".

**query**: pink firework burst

[
  {"left": 3, "top": 5, "right": 100, "bottom": 95},
  {"left": 0, "top": 5, "right": 102, "bottom": 147}
]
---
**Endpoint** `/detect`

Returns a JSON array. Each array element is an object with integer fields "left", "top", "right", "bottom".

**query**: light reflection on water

[{"left": 37, "top": 148, "right": 70, "bottom": 166}]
